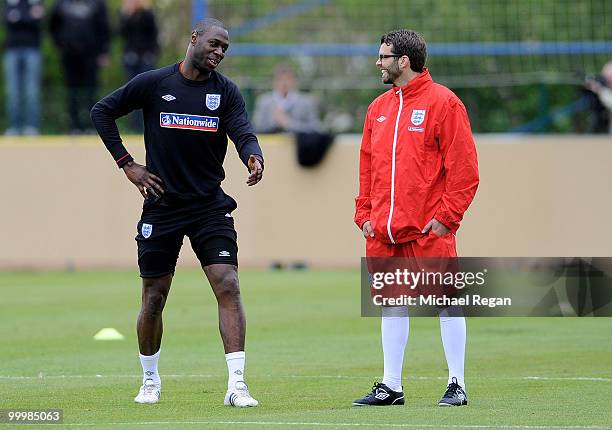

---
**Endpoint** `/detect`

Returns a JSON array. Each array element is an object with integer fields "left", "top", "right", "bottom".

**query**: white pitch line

[
  {"left": 28, "top": 420, "right": 612, "bottom": 429},
  {"left": 523, "top": 376, "right": 612, "bottom": 382},
  {"left": 0, "top": 374, "right": 214, "bottom": 380},
  {"left": 0, "top": 374, "right": 611, "bottom": 382},
  {"left": 0, "top": 374, "right": 404, "bottom": 381}
]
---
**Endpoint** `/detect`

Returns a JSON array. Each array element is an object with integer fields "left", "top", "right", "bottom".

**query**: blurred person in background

[
  {"left": 253, "top": 65, "right": 333, "bottom": 167},
  {"left": 3, "top": 0, "right": 44, "bottom": 136},
  {"left": 50, "top": 0, "right": 109, "bottom": 134},
  {"left": 585, "top": 61, "right": 612, "bottom": 134},
  {"left": 353, "top": 29, "right": 478, "bottom": 407},
  {"left": 119, "top": 0, "right": 158, "bottom": 132},
  {"left": 253, "top": 65, "right": 320, "bottom": 134}
]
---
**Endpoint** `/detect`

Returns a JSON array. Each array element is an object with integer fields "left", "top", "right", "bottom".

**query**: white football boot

[
  {"left": 134, "top": 378, "right": 161, "bottom": 404},
  {"left": 224, "top": 381, "right": 259, "bottom": 407}
]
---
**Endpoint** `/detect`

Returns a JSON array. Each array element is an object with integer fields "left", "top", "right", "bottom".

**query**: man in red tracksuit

[{"left": 353, "top": 30, "right": 479, "bottom": 407}]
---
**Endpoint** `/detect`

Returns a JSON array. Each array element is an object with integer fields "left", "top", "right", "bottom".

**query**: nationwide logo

[
  {"left": 408, "top": 126, "right": 425, "bottom": 132},
  {"left": 159, "top": 112, "right": 219, "bottom": 132}
]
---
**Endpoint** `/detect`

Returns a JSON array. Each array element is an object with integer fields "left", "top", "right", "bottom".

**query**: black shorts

[{"left": 136, "top": 191, "right": 238, "bottom": 278}]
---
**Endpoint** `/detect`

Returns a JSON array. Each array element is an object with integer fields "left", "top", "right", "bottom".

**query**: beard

[{"left": 381, "top": 62, "right": 401, "bottom": 85}]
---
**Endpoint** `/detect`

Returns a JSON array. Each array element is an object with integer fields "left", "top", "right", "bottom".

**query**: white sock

[
  {"left": 439, "top": 316, "right": 466, "bottom": 389},
  {"left": 381, "top": 316, "right": 409, "bottom": 392},
  {"left": 226, "top": 351, "right": 246, "bottom": 390},
  {"left": 139, "top": 349, "right": 161, "bottom": 386}
]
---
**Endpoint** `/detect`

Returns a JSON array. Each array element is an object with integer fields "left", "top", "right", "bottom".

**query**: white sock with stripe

[
  {"left": 139, "top": 349, "right": 161, "bottom": 386},
  {"left": 226, "top": 351, "right": 246, "bottom": 390}
]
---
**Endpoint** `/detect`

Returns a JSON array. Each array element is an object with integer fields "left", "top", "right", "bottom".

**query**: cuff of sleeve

[
  {"left": 434, "top": 210, "right": 459, "bottom": 232},
  {"left": 253, "top": 154, "right": 264, "bottom": 170},
  {"left": 355, "top": 217, "right": 369, "bottom": 229},
  {"left": 354, "top": 199, "right": 371, "bottom": 230},
  {"left": 115, "top": 153, "right": 134, "bottom": 168}
]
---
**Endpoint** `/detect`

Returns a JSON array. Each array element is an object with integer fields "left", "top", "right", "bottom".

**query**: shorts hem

[
  {"left": 200, "top": 259, "right": 238, "bottom": 268},
  {"left": 140, "top": 269, "right": 175, "bottom": 279}
]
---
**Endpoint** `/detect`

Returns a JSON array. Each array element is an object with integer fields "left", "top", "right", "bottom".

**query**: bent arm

[
  {"left": 225, "top": 84, "right": 265, "bottom": 169},
  {"left": 91, "top": 73, "right": 153, "bottom": 167},
  {"left": 355, "top": 109, "right": 373, "bottom": 229},
  {"left": 434, "top": 98, "right": 479, "bottom": 232}
]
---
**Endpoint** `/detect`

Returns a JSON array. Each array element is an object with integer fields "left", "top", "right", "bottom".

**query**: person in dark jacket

[
  {"left": 50, "top": 0, "right": 109, "bottom": 134},
  {"left": 119, "top": 0, "right": 159, "bottom": 131},
  {"left": 119, "top": 0, "right": 158, "bottom": 78},
  {"left": 3, "top": 0, "right": 44, "bottom": 135}
]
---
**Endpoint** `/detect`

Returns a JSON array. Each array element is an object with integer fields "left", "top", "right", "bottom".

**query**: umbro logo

[
  {"left": 376, "top": 116, "right": 387, "bottom": 122},
  {"left": 374, "top": 392, "right": 390, "bottom": 400},
  {"left": 161, "top": 94, "right": 176, "bottom": 101},
  {"left": 145, "top": 371, "right": 154, "bottom": 376},
  {"left": 234, "top": 370, "right": 243, "bottom": 375},
  {"left": 219, "top": 251, "right": 231, "bottom": 257},
  {"left": 225, "top": 213, "right": 232, "bottom": 218}
]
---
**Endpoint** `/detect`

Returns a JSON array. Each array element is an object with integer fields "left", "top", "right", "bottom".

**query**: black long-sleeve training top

[{"left": 91, "top": 63, "right": 263, "bottom": 200}]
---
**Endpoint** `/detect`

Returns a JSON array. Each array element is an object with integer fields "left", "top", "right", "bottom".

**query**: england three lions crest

[
  {"left": 141, "top": 223, "right": 153, "bottom": 239},
  {"left": 411, "top": 109, "right": 426, "bottom": 126},
  {"left": 206, "top": 94, "right": 221, "bottom": 110}
]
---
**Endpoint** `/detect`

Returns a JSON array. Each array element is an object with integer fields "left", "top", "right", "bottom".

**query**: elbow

[
  {"left": 90, "top": 102, "right": 100, "bottom": 122},
  {"left": 90, "top": 102, "right": 105, "bottom": 127}
]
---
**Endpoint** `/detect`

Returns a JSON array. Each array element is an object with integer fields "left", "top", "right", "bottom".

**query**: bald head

[{"left": 193, "top": 18, "right": 226, "bottom": 35}]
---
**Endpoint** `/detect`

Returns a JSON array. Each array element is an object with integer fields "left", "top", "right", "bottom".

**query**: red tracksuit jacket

[{"left": 355, "top": 68, "right": 479, "bottom": 244}]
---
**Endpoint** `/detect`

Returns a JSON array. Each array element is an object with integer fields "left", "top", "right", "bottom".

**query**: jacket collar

[{"left": 394, "top": 67, "right": 432, "bottom": 97}]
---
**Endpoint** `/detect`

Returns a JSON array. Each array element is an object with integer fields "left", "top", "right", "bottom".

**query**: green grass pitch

[{"left": 1, "top": 269, "right": 611, "bottom": 429}]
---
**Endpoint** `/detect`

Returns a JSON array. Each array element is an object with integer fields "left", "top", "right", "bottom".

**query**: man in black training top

[{"left": 91, "top": 18, "right": 263, "bottom": 407}]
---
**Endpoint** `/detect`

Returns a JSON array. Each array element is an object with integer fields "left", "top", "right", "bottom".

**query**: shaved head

[{"left": 193, "top": 18, "right": 226, "bottom": 35}]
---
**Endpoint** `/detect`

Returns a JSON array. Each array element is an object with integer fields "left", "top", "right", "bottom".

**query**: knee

[
  {"left": 142, "top": 281, "right": 169, "bottom": 316},
  {"left": 213, "top": 271, "right": 241, "bottom": 303}
]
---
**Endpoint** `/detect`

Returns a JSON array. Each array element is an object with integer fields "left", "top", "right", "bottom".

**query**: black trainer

[
  {"left": 352, "top": 382, "right": 405, "bottom": 406},
  {"left": 438, "top": 377, "right": 468, "bottom": 406}
]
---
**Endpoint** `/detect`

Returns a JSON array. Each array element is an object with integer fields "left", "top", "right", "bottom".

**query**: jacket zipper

[{"left": 386, "top": 89, "right": 403, "bottom": 244}]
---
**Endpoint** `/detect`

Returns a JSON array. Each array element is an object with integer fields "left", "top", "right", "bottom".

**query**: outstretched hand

[
  {"left": 247, "top": 155, "right": 263, "bottom": 186},
  {"left": 122, "top": 161, "right": 165, "bottom": 199}
]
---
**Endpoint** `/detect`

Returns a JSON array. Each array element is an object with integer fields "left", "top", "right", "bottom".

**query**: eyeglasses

[{"left": 378, "top": 54, "right": 404, "bottom": 61}]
